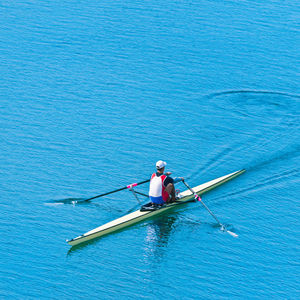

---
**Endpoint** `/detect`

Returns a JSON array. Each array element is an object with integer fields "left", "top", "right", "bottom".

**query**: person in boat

[{"left": 148, "top": 160, "right": 184, "bottom": 206}]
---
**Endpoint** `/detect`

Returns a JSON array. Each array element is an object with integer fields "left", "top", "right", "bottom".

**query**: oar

[
  {"left": 182, "top": 181, "right": 238, "bottom": 238},
  {"left": 82, "top": 179, "right": 150, "bottom": 203},
  {"left": 133, "top": 191, "right": 149, "bottom": 198}
]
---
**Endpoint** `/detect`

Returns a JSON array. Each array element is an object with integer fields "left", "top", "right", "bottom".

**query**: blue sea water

[{"left": 0, "top": 0, "right": 299, "bottom": 299}]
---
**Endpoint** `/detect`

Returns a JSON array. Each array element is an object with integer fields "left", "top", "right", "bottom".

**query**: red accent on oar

[
  {"left": 194, "top": 194, "right": 202, "bottom": 201},
  {"left": 127, "top": 183, "right": 138, "bottom": 189}
]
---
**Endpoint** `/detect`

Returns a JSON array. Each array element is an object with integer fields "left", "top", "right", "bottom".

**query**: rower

[{"left": 149, "top": 160, "right": 184, "bottom": 206}]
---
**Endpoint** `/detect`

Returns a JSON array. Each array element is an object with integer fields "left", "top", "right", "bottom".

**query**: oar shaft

[
  {"left": 183, "top": 181, "right": 222, "bottom": 226},
  {"left": 196, "top": 196, "right": 221, "bottom": 224},
  {"left": 132, "top": 190, "right": 149, "bottom": 198},
  {"left": 84, "top": 179, "right": 150, "bottom": 202},
  {"left": 183, "top": 180, "right": 238, "bottom": 238}
]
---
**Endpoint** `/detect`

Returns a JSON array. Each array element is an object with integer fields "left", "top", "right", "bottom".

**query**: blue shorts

[{"left": 149, "top": 196, "right": 165, "bottom": 205}]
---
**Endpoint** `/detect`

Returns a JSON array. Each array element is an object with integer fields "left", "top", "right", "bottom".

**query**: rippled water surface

[{"left": 0, "top": 1, "right": 299, "bottom": 299}]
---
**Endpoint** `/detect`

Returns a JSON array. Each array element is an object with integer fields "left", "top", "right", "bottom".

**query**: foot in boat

[{"left": 140, "top": 202, "right": 163, "bottom": 211}]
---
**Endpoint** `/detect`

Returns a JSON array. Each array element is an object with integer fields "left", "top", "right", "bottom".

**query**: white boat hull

[{"left": 67, "top": 169, "right": 245, "bottom": 246}]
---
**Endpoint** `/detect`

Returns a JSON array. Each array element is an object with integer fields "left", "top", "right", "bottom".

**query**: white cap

[{"left": 156, "top": 160, "right": 167, "bottom": 169}]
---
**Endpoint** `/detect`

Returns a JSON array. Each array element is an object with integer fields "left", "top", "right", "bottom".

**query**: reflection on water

[{"left": 143, "top": 215, "right": 177, "bottom": 260}]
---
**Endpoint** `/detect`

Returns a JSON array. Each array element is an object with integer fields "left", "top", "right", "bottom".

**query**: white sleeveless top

[{"left": 149, "top": 173, "right": 166, "bottom": 197}]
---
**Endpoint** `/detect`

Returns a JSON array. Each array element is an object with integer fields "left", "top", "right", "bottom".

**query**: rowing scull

[{"left": 67, "top": 169, "right": 245, "bottom": 246}]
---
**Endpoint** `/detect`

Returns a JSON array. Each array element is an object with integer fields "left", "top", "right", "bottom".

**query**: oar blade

[{"left": 226, "top": 230, "right": 238, "bottom": 238}]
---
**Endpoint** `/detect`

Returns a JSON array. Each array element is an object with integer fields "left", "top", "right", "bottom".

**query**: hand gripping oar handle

[
  {"left": 182, "top": 181, "right": 238, "bottom": 238},
  {"left": 83, "top": 179, "right": 150, "bottom": 202}
]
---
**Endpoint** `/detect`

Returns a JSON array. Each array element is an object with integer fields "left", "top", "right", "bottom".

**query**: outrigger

[{"left": 67, "top": 169, "right": 245, "bottom": 247}]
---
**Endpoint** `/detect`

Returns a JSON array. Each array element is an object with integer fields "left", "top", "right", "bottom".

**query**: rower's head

[{"left": 156, "top": 160, "right": 167, "bottom": 173}]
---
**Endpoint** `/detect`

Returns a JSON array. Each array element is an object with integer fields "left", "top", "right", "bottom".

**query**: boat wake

[
  {"left": 49, "top": 198, "right": 86, "bottom": 205},
  {"left": 187, "top": 89, "right": 300, "bottom": 181},
  {"left": 178, "top": 215, "right": 238, "bottom": 236},
  {"left": 206, "top": 90, "right": 300, "bottom": 101}
]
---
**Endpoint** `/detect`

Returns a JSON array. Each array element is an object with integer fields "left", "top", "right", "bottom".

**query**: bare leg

[{"left": 165, "top": 183, "right": 176, "bottom": 203}]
